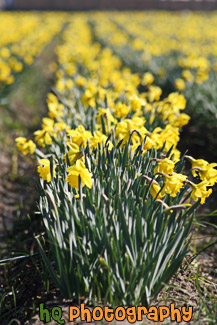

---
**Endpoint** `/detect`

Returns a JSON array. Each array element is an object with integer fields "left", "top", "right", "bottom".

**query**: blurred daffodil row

[
  {"left": 15, "top": 14, "right": 217, "bottom": 205},
  {"left": 0, "top": 12, "right": 65, "bottom": 87},
  {"left": 91, "top": 12, "right": 217, "bottom": 89}
]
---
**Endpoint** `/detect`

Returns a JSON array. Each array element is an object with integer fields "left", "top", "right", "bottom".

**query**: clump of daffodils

[
  {"left": 15, "top": 17, "right": 217, "bottom": 206},
  {"left": 14, "top": 14, "right": 217, "bottom": 307},
  {"left": 15, "top": 137, "right": 36, "bottom": 155}
]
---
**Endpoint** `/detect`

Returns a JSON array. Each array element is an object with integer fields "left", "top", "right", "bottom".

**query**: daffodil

[
  {"left": 170, "top": 113, "right": 190, "bottom": 128},
  {"left": 75, "top": 75, "right": 86, "bottom": 87},
  {"left": 130, "top": 95, "right": 146, "bottom": 112},
  {"left": 67, "top": 125, "right": 92, "bottom": 147},
  {"left": 189, "top": 158, "right": 217, "bottom": 184},
  {"left": 148, "top": 85, "right": 162, "bottom": 102},
  {"left": 142, "top": 72, "right": 154, "bottom": 86},
  {"left": 66, "top": 160, "right": 92, "bottom": 190},
  {"left": 37, "top": 159, "right": 56, "bottom": 182},
  {"left": 182, "top": 70, "right": 194, "bottom": 82},
  {"left": 65, "top": 143, "right": 81, "bottom": 165},
  {"left": 175, "top": 78, "right": 186, "bottom": 91},
  {"left": 15, "top": 137, "right": 36, "bottom": 155},
  {"left": 190, "top": 181, "right": 212, "bottom": 204},
  {"left": 81, "top": 82, "right": 97, "bottom": 107},
  {"left": 191, "top": 158, "right": 209, "bottom": 176},
  {"left": 34, "top": 129, "right": 53, "bottom": 147},
  {"left": 89, "top": 131, "right": 113, "bottom": 150},
  {"left": 96, "top": 108, "right": 116, "bottom": 133},
  {"left": 154, "top": 158, "right": 175, "bottom": 175},
  {"left": 150, "top": 182, "right": 165, "bottom": 200},
  {"left": 113, "top": 102, "right": 130, "bottom": 119},
  {"left": 167, "top": 93, "right": 186, "bottom": 111},
  {"left": 194, "top": 163, "right": 217, "bottom": 186},
  {"left": 159, "top": 125, "right": 180, "bottom": 152},
  {"left": 162, "top": 173, "right": 187, "bottom": 197}
]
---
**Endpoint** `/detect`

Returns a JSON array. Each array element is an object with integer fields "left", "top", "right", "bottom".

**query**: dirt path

[{"left": 0, "top": 38, "right": 58, "bottom": 324}]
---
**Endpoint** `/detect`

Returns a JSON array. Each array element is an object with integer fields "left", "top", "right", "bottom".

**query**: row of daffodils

[
  {"left": 90, "top": 12, "right": 217, "bottom": 139},
  {"left": 0, "top": 12, "right": 65, "bottom": 91},
  {"left": 91, "top": 12, "right": 217, "bottom": 88},
  {"left": 16, "top": 14, "right": 217, "bottom": 306}
]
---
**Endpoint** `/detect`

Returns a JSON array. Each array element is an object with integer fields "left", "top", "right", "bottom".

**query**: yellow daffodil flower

[
  {"left": 142, "top": 72, "right": 154, "bottom": 86},
  {"left": 65, "top": 159, "right": 92, "bottom": 190},
  {"left": 150, "top": 182, "right": 165, "bottom": 200},
  {"left": 15, "top": 137, "right": 36, "bottom": 155},
  {"left": 162, "top": 173, "right": 187, "bottom": 197},
  {"left": 37, "top": 159, "right": 56, "bottom": 182},
  {"left": 154, "top": 158, "right": 175, "bottom": 175},
  {"left": 190, "top": 181, "right": 212, "bottom": 204},
  {"left": 175, "top": 78, "right": 186, "bottom": 91}
]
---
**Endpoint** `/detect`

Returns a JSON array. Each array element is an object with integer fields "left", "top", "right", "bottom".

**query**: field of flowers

[
  {"left": 1, "top": 11, "right": 217, "bottom": 323},
  {"left": 0, "top": 12, "right": 66, "bottom": 96},
  {"left": 92, "top": 12, "right": 217, "bottom": 159}
]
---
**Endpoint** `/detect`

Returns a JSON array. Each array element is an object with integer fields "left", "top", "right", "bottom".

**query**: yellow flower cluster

[
  {"left": 91, "top": 12, "right": 217, "bottom": 87},
  {"left": 0, "top": 12, "right": 65, "bottom": 87},
  {"left": 15, "top": 137, "right": 36, "bottom": 155},
  {"left": 37, "top": 159, "right": 56, "bottom": 183},
  {"left": 186, "top": 157, "right": 217, "bottom": 204},
  {"left": 150, "top": 156, "right": 213, "bottom": 204},
  {"left": 54, "top": 17, "right": 190, "bottom": 155}
]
